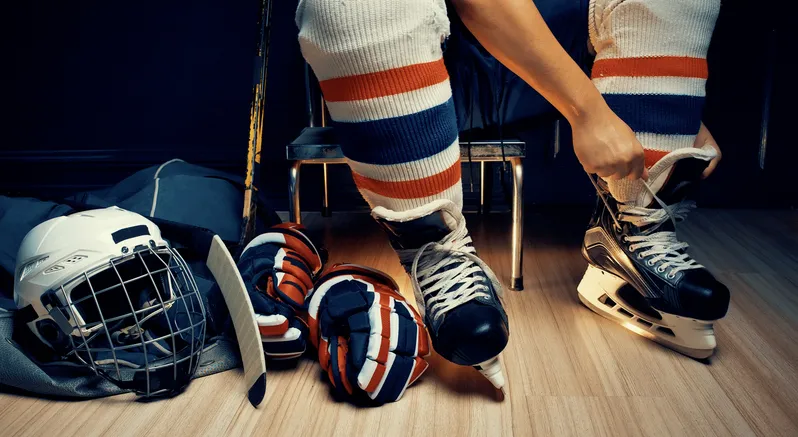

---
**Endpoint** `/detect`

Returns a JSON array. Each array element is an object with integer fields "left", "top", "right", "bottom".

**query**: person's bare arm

[{"left": 451, "top": 0, "right": 648, "bottom": 180}]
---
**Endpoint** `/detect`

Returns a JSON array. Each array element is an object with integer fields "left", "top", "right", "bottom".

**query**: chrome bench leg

[
  {"left": 510, "top": 157, "right": 524, "bottom": 291},
  {"left": 322, "top": 163, "right": 331, "bottom": 217},
  {"left": 289, "top": 161, "right": 302, "bottom": 224},
  {"left": 479, "top": 161, "right": 486, "bottom": 215}
]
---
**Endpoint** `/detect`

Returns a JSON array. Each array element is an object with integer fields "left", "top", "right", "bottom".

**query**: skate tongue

[
  {"left": 371, "top": 199, "right": 460, "bottom": 250},
  {"left": 633, "top": 145, "right": 716, "bottom": 208}
]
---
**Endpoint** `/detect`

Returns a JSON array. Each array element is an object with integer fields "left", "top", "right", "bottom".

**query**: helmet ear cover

[{"left": 35, "top": 318, "right": 71, "bottom": 355}]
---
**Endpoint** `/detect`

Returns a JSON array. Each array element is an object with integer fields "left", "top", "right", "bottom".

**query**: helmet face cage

[{"left": 49, "top": 243, "right": 206, "bottom": 397}]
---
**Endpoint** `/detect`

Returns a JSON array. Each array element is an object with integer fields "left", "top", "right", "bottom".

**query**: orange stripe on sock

[
  {"left": 351, "top": 161, "right": 461, "bottom": 199},
  {"left": 592, "top": 57, "right": 708, "bottom": 79},
  {"left": 320, "top": 59, "right": 449, "bottom": 102},
  {"left": 644, "top": 149, "right": 669, "bottom": 168}
]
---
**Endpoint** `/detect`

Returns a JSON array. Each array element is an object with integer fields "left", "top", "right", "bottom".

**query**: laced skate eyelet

[
  {"left": 667, "top": 273, "right": 676, "bottom": 279},
  {"left": 646, "top": 260, "right": 655, "bottom": 267},
  {"left": 656, "top": 266, "right": 666, "bottom": 273},
  {"left": 637, "top": 253, "right": 643, "bottom": 259}
]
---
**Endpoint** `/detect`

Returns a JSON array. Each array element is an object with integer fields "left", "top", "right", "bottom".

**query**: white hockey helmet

[{"left": 14, "top": 207, "right": 206, "bottom": 397}]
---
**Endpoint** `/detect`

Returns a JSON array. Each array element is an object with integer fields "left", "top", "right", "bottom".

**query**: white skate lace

[
  {"left": 396, "top": 218, "right": 502, "bottom": 322},
  {"left": 615, "top": 184, "right": 704, "bottom": 278}
]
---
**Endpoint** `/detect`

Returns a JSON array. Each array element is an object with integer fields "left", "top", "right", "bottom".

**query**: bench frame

[{"left": 287, "top": 129, "right": 525, "bottom": 290}]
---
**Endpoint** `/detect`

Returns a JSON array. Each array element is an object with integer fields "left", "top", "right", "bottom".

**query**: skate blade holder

[{"left": 578, "top": 265, "right": 717, "bottom": 359}]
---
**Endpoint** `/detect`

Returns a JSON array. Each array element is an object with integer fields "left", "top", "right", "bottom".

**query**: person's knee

[
  {"left": 590, "top": 0, "right": 720, "bottom": 56},
  {"left": 296, "top": 0, "right": 450, "bottom": 80}
]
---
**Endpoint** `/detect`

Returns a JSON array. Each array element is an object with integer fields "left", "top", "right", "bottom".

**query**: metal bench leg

[
  {"left": 510, "top": 157, "right": 524, "bottom": 291},
  {"left": 289, "top": 161, "right": 302, "bottom": 224},
  {"left": 321, "top": 163, "right": 331, "bottom": 217},
  {"left": 479, "top": 161, "right": 486, "bottom": 215}
]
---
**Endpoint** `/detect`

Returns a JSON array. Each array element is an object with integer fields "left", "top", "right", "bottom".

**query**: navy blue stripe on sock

[
  {"left": 603, "top": 94, "right": 705, "bottom": 136},
  {"left": 334, "top": 98, "right": 458, "bottom": 165}
]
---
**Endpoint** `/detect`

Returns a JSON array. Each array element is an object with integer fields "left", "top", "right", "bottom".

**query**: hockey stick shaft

[{"left": 241, "top": 0, "right": 273, "bottom": 248}]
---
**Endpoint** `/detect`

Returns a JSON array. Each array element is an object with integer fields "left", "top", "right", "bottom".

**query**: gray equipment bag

[{"left": 0, "top": 161, "right": 279, "bottom": 398}]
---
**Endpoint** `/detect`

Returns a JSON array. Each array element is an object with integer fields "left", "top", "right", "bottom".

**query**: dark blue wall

[{"left": 2, "top": 0, "right": 794, "bottom": 210}]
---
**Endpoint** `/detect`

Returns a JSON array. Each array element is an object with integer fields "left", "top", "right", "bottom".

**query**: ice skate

[
  {"left": 372, "top": 199, "right": 509, "bottom": 390},
  {"left": 578, "top": 146, "right": 730, "bottom": 359}
]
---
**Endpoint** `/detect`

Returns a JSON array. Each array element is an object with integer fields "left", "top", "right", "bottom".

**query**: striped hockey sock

[
  {"left": 296, "top": 0, "right": 462, "bottom": 215},
  {"left": 589, "top": 0, "right": 720, "bottom": 202}
]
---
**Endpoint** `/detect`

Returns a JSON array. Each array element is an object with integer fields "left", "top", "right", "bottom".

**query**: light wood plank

[{"left": 2, "top": 210, "right": 796, "bottom": 437}]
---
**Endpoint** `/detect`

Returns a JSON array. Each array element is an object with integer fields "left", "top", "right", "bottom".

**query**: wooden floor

[{"left": 1, "top": 209, "right": 797, "bottom": 437}]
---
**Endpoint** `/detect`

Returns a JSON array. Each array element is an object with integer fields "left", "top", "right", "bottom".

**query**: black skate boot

[
  {"left": 372, "top": 199, "right": 508, "bottom": 390},
  {"left": 578, "top": 146, "right": 730, "bottom": 359}
]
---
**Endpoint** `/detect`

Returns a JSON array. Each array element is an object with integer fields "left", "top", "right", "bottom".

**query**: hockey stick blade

[{"left": 206, "top": 235, "right": 267, "bottom": 407}]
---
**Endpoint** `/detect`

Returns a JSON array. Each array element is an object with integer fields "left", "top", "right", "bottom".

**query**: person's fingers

[
  {"left": 625, "top": 147, "right": 646, "bottom": 181},
  {"left": 627, "top": 165, "right": 643, "bottom": 181},
  {"left": 604, "top": 162, "right": 631, "bottom": 180},
  {"left": 702, "top": 155, "right": 721, "bottom": 179},
  {"left": 627, "top": 162, "right": 645, "bottom": 181},
  {"left": 641, "top": 166, "right": 650, "bottom": 181},
  {"left": 701, "top": 142, "right": 722, "bottom": 179},
  {"left": 694, "top": 122, "right": 721, "bottom": 179},
  {"left": 595, "top": 165, "right": 618, "bottom": 179}
]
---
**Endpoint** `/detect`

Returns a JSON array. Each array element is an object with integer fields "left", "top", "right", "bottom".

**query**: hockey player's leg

[
  {"left": 296, "top": 0, "right": 508, "bottom": 389},
  {"left": 581, "top": 0, "right": 729, "bottom": 358}
]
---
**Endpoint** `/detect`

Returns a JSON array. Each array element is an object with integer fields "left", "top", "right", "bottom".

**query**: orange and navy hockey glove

[
  {"left": 237, "top": 223, "right": 324, "bottom": 360},
  {"left": 307, "top": 264, "right": 430, "bottom": 403}
]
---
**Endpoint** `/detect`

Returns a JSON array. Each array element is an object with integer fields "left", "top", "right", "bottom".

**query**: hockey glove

[
  {"left": 238, "top": 223, "right": 324, "bottom": 360},
  {"left": 307, "top": 264, "right": 430, "bottom": 403}
]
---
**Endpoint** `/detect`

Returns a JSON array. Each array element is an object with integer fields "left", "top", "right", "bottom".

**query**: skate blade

[
  {"left": 578, "top": 293, "right": 714, "bottom": 360},
  {"left": 578, "top": 266, "right": 716, "bottom": 361},
  {"left": 475, "top": 356, "right": 506, "bottom": 393}
]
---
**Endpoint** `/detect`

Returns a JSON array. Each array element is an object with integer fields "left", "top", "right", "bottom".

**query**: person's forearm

[{"left": 451, "top": 0, "right": 603, "bottom": 123}]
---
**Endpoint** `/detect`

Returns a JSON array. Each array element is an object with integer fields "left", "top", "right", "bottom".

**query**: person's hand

[
  {"left": 571, "top": 101, "right": 649, "bottom": 181},
  {"left": 694, "top": 122, "right": 722, "bottom": 179}
]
